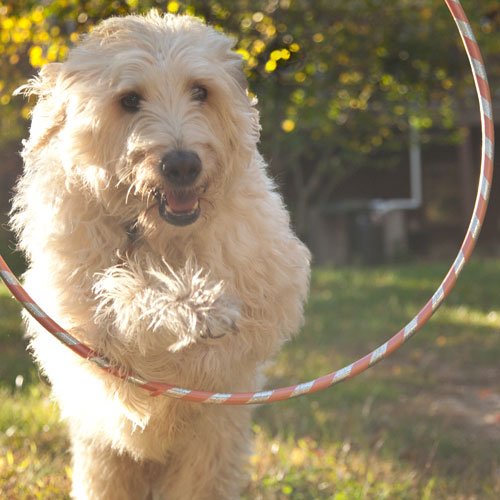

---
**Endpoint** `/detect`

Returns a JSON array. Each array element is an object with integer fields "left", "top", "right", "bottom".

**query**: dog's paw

[
  {"left": 161, "top": 272, "right": 241, "bottom": 351},
  {"left": 142, "top": 259, "right": 241, "bottom": 349},
  {"left": 93, "top": 258, "right": 241, "bottom": 351},
  {"left": 201, "top": 294, "right": 240, "bottom": 340}
]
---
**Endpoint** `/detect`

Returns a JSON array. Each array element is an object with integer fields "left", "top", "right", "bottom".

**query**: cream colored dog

[{"left": 11, "top": 12, "right": 310, "bottom": 500}]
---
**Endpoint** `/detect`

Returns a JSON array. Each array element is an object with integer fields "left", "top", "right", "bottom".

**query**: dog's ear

[
  {"left": 226, "top": 50, "right": 248, "bottom": 91},
  {"left": 15, "top": 63, "right": 67, "bottom": 154},
  {"left": 14, "top": 62, "right": 63, "bottom": 98}
]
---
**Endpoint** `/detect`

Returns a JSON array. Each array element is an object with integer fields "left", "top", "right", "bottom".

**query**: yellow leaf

[
  {"left": 12, "top": 31, "right": 25, "bottom": 44},
  {"left": 442, "top": 78, "right": 453, "bottom": 90},
  {"left": 167, "top": 1, "right": 179, "bottom": 13},
  {"left": 290, "top": 447, "right": 305, "bottom": 466},
  {"left": 32, "top": 10, "right": 44, "bottom": 24},
  {"left": 337, "top": 53, "right": 349, "bottom": 65},
  {"left": 18, "top": 457, "right": 30, "bottom": 471},
  {"left": 2, "top": 18, "right": 14, "bottom": 31},
  {"left": 280, "top": 49, "right": 290, "bottom": 60},
  {"left": 281, "top": 119, "right": 295, "bottom": 132},
  {"left": 236, "top": 48, "right": 249, "bottom": 61},
  {"left": 270, "top": 49, "right": 281, "bottom": 61},
  {"left": 18, "top": 17, "right": 32, "bottom": 30},
  {"left": 29, "top": 45, "right": 43, "bottom": 67},
  {"left": 266, "top": 25, "right": 276, "bottom": 37},
  {"left": 294, "top": 72, "right": 306, "bottom": 83},
  {"left": 394, "top": 105, "right": 405, "bottom": 116},
  {"left": 38, "top": 30, "right": 50, "bottom": 42},
  {"left": 265, "top": 59, "right": 276, "bottom": 72},
  {"left": 247, "top": 56, "right": 257, "bottom": 68},
  {"left": 251, "top": 39, "right": 265, "bottom": 55},
  {"left": 47, "top": 43, "right": 59, "bottom": 61}
]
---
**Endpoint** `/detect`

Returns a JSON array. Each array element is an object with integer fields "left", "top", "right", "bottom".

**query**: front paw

[
  {"left": 201, "top": 295, "right": 240, "bottom": 340},
  {"left": 148, "top": 262, "right": 240, "bottom": 350}
]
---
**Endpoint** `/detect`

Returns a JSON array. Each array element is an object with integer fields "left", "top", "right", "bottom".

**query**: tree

[{"left": 1, "top": 0, "right": 498, "bottom": 237}]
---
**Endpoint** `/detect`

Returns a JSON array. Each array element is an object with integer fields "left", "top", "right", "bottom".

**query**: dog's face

[{"left": 23, "top": 13, "right": 260, "bottom": 230}]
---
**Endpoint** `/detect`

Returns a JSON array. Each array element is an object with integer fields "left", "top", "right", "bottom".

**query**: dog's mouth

[{"left": 154, "top": 189, "right": 201, "bottom": 227}]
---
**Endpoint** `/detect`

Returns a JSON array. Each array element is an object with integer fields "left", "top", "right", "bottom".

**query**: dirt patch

[{"left": 416, "top": 384, "right": 500, "bottom": 443}]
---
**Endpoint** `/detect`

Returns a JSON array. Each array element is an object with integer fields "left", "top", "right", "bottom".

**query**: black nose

[{"left": 160, "top": 150, "right": 202, "bottom": 187}]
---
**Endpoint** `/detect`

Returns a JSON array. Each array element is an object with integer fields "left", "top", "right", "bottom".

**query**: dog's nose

[{"left": 160, "top": 150, "right": 202, "bottom": 187}]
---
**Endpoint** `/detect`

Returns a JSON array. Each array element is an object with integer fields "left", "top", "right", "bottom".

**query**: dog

[{"left": 11, "top": 12, "right": 310, "bottom": 500}]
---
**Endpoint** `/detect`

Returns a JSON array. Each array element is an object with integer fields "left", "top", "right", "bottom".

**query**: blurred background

[{"left": 0, "top": 1, "right": 499, "bottom": 499}]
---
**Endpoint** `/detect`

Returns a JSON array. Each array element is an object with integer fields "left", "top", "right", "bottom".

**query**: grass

[{"left": 1, "top": 258, "right": 499, "bottom": 499}]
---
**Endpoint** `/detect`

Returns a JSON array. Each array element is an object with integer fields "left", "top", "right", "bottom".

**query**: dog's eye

[
  {"left": 120, "top": 92, "right": 142, "bottom": 112},
  {"left": 191, "top": 85, "right": 207, "bottom": 102}
]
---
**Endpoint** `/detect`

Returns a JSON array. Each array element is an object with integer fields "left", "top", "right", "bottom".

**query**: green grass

[{"left": 1, "top": 259, "right": 499, "bottom": 499}]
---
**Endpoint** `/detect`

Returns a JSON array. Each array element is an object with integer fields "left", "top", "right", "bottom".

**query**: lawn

[{"left": 1, "top": 256, "right": 499, "bottom": 499}]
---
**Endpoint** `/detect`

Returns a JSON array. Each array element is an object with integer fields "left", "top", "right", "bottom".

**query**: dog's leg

[
  {"left": 94, "top": 259, "right": 240, "bottom": 351},
  {"left": 70, "top": 438, "right": 151, "bottom": 500},
  {"left": 152, "top": 407, "right": 251, "bottom": 500}
]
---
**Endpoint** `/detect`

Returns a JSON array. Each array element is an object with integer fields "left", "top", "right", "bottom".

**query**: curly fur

[{"left": 11, "top": 11, "right": 310, "bottom": 500}]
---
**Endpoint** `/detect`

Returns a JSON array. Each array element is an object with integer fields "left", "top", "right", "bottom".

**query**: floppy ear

[
  {"left": 226, "top": 50, "right": 248, "bottom": 91},
  {"left": 15, "top": 63, "right": 67, "bottom": 155},
  {"left": 14, "top": 62, "right": 62, "bottom": 98}
]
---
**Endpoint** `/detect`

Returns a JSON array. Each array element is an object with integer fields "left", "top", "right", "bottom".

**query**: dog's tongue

[{"left": 165, "top": 191, "right": 199, "bottom": 213}]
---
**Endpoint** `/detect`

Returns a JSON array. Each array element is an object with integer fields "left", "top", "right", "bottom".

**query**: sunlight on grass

[
  {"left": 438, "top": 305, "right": 500, "bottom": 329},
  {"left": 244, "top": 425, "right": 443, "bottom": 500},
  {"left": 0, "top": 385, "right": 71, "bottom": 500}
]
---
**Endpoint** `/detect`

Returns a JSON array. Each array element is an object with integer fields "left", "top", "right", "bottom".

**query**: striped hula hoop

[{"left": 0, "top": 0, "right": 494, "bottom": 404}]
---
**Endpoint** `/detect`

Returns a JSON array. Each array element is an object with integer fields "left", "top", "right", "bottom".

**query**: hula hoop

[{"left": 0, "top": 0, "right": 494, "bottom": 404}]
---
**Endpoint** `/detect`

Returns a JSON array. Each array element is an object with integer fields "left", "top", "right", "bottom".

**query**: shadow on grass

[
  {"left": 0, "top": 287, "right": 38, "bottom": 388},
  {"left": 252, "top": 259, "right": 500, "bottom": 497}
]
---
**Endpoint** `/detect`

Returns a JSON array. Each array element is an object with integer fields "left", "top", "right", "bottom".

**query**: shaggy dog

[{"left": 11, "top": 12, "right": 310, "bottom": 500}]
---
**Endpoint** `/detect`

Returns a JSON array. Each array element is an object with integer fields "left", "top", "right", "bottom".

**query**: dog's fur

[{"left": 11, "top": 12, "right": 310, "bottom": 500}]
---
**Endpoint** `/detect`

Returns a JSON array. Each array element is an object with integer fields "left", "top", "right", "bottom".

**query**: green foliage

[
  {"left": 1, "top": 259, "right": 500, "bottom": 497},
  {"left": 1, "top": 0, "right": 498, "bottom": 236}
]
